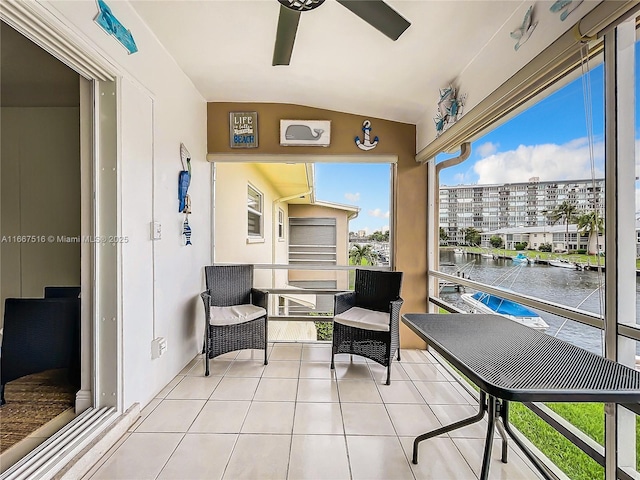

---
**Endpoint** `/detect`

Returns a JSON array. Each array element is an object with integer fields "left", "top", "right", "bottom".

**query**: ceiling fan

[{"left": 273, "top": 0, "right": 411, "bottom": 66}]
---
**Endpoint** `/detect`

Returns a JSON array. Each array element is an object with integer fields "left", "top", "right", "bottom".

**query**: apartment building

[{"left": 440, "top": 177, "right": 604, "bottom": 244}]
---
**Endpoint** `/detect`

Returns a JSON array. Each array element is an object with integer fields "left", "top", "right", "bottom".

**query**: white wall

[
  {"left": 41, "top": 1, "right": 210, "bottom": 409},
  {"left": 0, "top": 107, "right": 81, "bottom": 322},
  {"left": 120, "top": 79, "right": 155, "bottom": 405}
]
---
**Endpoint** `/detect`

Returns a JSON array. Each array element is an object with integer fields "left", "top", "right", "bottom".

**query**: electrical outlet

[{"left": 151, "top": 337, "right": 167, "bottom": 359}]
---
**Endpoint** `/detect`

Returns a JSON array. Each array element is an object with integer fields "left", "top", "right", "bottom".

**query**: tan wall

[
  {"left": 208, "top": 103, "right": 427, "bottom": 348},
  {"left": 1, "top": 107, "right": 81, "bottom": 323},
  {"left": 288, "top": 204, "right": 351, "bottom": 290}
]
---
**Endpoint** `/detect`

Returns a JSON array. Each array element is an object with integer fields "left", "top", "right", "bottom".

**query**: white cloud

[
  {"left": 453, "top": 173, "right": 467, "bottom": 184},
  {"left": 344, "top": 192, "right": 360, "bottom": 202},
  {"left": 473, "top": 138, "right": 605, "bottom": 184},
  {"left": 381, "top": 225, "right": 389, "bottom": 232},
  {"left": 476, "top": 141, "right": 499, "bottom": 157},
  {"left": 368, "top": 209, "right": 389, "bottom": 219}
]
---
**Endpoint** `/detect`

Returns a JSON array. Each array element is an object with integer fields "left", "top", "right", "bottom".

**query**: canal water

[{"left": 439, "top": 251, "right": 640, "bottom": 355}]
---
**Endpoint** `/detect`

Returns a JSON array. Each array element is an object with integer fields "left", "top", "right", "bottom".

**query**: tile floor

[{"left": 82, "top": 344, "right": 543, "bottom": 480}]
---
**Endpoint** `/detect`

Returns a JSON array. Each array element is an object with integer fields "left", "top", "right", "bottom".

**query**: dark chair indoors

[
  {"left": 44, "top": 286, "right": 82, "bottom": 386},
  {"left": 1, "top": 297, "right": 80, "bottom": 405},
  {"left": 331, "top": 269, "right": 403, "bottom": 385},
  {"left": 201, "top": 265, "right": 269, "bottom": 376},
  {"left": 44, "top": 286, "right": 81, "bottom": 299}
]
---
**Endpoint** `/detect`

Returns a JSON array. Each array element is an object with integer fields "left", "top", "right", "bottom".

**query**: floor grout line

[{"left": 84, "top": 348, "right": 542, "bottom": 480}]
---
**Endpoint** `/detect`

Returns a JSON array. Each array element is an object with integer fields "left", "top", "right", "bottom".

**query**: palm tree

[
  {"left": 577, "top": 211, "right": 604, "bottom": 254},
  {"left": 549, "top": 201, "right": 578, "bottom": 252},
  {"left": 349, "top": 244, "right": 378, "bottom": 266}
]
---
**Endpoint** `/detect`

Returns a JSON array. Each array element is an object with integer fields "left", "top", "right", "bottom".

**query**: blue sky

[
  {"left": 314, "top": 163, "right": 391, "bottom": 234},
  {"left": 316, "top": 43, "right": 639, "bottom": 231},
  {"left": 437, "top": 61, "right": 607, "bottom": 187}
]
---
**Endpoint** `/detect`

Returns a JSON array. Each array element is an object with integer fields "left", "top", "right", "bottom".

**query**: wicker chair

[
  {"left": 331, "top": 269, "right": 403, "bottom": 385},
  {"left": 201, "top": 265, "right": 268, "bottom": 376}
]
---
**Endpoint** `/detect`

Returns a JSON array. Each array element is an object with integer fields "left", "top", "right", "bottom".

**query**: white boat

[
  {"left": 454, "top": 248, "right": 465, "bottom": 255},
  {"left": 480, "top": 249, "right": 494, "bottom": 259},
  {"left": 461, "top": 291, "right": 549, "bottom": 331},
  {"left": 548, "top": 258, "right": 576, "bottom": 269}
]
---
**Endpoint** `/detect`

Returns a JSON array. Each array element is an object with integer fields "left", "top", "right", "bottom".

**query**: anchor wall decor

[{"left": 355, "top": 120, "right": 378, "bottom": 151}]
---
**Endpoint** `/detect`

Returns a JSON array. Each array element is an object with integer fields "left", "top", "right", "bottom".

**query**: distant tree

[
  {"left": 461, "top": 227, "right": 481, "bottom": 246},
  {"left": 549, "top": 201, "right": 578, "bottom": 251},
  {"left": 370, "top": 230, "right": 389, "bottom": 242},
  {"left": 439, "top": 227, "right": 449, "bottom": 243},
  {"left": 539, "top": 243, "right": 553, "bottom": 252},
  {"left": 489, "top": 235, "right": 503, "bottom": 248},
  {"left": 349, "top": 244, "right": 378, "bottom": 266},
  {"left": 577, "top": 211, "right": 604, "bottom": 254}
]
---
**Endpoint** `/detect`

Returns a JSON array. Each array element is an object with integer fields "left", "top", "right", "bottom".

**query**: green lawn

[
  {"left": 510, "top": 402, "right": 640, "bottom": 480},
  {"left": 509, "top": 403, "right": 606, "bottom": 479}
]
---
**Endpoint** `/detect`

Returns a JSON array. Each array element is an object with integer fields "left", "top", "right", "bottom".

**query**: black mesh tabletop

[{"left": 402, "top": 313, "right": 640, "bottom": 403}]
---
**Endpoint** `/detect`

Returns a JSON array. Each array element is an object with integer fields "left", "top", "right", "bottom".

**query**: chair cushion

[
  {"left": 334, "top": 306, "right": 390, "bottom": 332},
  {"left": 210, "top": 304, "right": 266, "bottom": 326}
]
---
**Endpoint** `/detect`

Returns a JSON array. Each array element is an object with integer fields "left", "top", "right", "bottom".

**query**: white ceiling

[
  {"left": 0, "top": 0, "right": 602, "bottom": 144},
  {"left": 129, "top": 0, "right": 527, "bottom": 124}
]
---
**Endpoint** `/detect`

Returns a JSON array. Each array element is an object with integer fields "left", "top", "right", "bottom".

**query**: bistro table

[{"left": 402, "top": 313, "right": 640, "bottom": 480}]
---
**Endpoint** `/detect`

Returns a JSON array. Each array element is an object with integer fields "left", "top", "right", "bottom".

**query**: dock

[{"left": 455, "top": 250, "right": 611, "bottom": 272}]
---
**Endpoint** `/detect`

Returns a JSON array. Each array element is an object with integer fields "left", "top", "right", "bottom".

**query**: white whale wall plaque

[{"left": 280, "top": 120, "right": 331, "bottom": 146}]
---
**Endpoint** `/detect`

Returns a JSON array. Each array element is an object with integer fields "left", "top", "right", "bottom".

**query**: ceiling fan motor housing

[{"left": 278, "top": 0, "right": 326, "bottom": 12}]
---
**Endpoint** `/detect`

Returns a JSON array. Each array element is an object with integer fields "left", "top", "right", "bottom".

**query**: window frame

[
  {"left": 278, "top": 207, "right": 285, "bottom": 241},
  {"left": 247, "top": 183, "right": 263, "bottom": 239}
]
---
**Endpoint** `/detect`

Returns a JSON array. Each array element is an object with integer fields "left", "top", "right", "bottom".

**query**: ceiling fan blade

[
  {"left": 336, "top": 0, "right": 410, "bottom": 41},
  {"left": 272, "top": 5, "right": 301, "bottom": 66}
]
